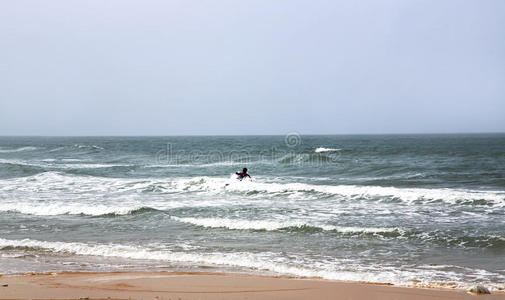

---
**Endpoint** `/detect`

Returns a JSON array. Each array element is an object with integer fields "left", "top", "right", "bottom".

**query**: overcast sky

[{"left": 1, "top": 0, "right": 504, "bottom": 135}]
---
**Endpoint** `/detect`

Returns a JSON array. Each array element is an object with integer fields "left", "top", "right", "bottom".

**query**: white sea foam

[
  {"left": 0, "top": 202, "right": 144, "bottom": 216},
  {"left": 0, "top": 237, "right": 503, "bottom": 290},
  {"left": 171, "top": 216, "right": 400, "bottom": 233},
  {"left": 315, "top": 147, "right": 341, "bottom": 153},
  {"left": 218, "top": 178, "right": 505, "bottom": 205},
  {"left": 0, "top": 146, "right": 38, "bottom": 153},
  {"left": 73, "top": 144, "right": 104, "bottom": 150},
  {"left": 0, "top": 172, "right": 504, "bottom": 218},
  {"left": 46, "top": 144, "right": 103, "bottom": 152},
  {"left": 48, "top": 147, "right": 67, "bottom": 152},
  {"left": 0, "top": 238, "right": 388, "bottom": 282}
]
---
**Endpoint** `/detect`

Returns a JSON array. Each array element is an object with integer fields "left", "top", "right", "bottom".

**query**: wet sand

[{"left": 0, "top": 271, "right": 504, "bottom": 300}]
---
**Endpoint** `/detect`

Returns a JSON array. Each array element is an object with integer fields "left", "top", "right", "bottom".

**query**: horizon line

[{"left": 1, "top": 131, "right": 504, "bottom": 138}]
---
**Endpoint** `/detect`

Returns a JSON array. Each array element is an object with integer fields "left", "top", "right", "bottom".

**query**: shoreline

[{"left": 0, "top": 271, "right": 504, "bottom": 300}]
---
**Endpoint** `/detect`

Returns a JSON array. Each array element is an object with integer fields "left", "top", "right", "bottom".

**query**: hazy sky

[{"left": 1, "top": 0, "right": 504, "bottom": 135}]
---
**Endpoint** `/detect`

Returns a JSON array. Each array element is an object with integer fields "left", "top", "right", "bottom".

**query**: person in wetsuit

[{"left": 236, "top": 168, "right": 251, "bottom": 180}]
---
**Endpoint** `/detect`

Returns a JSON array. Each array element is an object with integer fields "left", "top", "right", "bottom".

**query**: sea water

[{"left": 0, "top": 134, "right": 504, "bottom": 289}]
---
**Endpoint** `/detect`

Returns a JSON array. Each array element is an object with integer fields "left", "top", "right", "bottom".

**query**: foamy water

[{"left": 1, "top": 135, "right": 504, "bottom": 290}]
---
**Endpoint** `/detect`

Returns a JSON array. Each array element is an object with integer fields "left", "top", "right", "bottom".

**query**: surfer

[
  {"left": 224, "top": 168, "right": 251, "bottom": 187},
  {"left": 236, "top": 168, "right": 251, "bottom": 180}
]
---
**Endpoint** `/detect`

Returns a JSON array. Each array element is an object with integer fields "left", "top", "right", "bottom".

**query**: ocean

[{"left": 0, "top": 134, "right": 504, "bottom": 290}]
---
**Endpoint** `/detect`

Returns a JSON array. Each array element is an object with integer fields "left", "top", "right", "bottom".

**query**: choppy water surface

[{"left": 0, "top": 135, "right": 504, "bottom": 289}]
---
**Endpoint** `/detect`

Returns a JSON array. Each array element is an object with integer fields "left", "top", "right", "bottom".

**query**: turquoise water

[{"left": 0, "top": 134, "right": 504, "bottom": 289}]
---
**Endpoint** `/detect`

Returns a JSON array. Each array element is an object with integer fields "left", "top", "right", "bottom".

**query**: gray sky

[{"left": 1, "top": 0, "right": 504, "bottom": 135}]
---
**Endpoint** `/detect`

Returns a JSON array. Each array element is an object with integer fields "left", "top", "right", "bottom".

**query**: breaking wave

[
  {"left": 1, "top": 172, "right": 504, "bottom": 209},
  {"left": 0, "top": 146, "right": 38, "bottom": 153},
  {"left": 315, "top": 147, "right": 341, "bottom": 153},
  {"left": 171, "top": 216, "right": 401, "bottom": 234},
  {"left": 0, "top": 202, "right": 149, "bottom": 216},
  {"left": 1, "top": 237, "right": 503, "bottom": 290},
  {"left": 0, "top": 237, "right": 398, "bottom": 283},
  {"left": 73, "top": 144, "right": 104, "bottom": 150},
  {"left": 219, "top": 179, "right": 505, "bottom": 206}
]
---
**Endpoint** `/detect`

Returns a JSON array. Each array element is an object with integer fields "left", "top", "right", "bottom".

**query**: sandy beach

[{"left": 0, "top": 272, "right": 503, "bottom": 300}]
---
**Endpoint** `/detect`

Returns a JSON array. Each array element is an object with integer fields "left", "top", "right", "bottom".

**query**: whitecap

[
  {"left": 0, "top": 146, "right": 38, "bottom": 153},
  {"left": 171, "top": 216, "right": 401, "bottom": 234},
  {"left": 315, "top": 147, "right": 341, "bottom": 153},
  {"left": 0, "top": 202, "right": 146, "bottom": 216}
]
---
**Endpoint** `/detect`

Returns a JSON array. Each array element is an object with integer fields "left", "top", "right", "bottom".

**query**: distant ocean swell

[
  {"left": 0, "top": 142, "right": 346, "bottom": 167},
  {"left": 0, "top": 150, "right": 343, "bottom": 172}
]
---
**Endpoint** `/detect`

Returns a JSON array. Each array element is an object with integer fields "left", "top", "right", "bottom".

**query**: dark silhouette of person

[{"left": 236, "top": 168, "right": 251, "bottom": 180}]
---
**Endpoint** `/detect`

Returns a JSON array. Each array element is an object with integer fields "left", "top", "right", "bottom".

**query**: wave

[
  {"left": 1, "top": 172, "right": 504, "bottom": 211},
  {"left": 315, "top": 147, "right": 341, "bottom": 153},
  {"left": 73, "top": 144, "right": 103, "bottom": 150},
  {"left": 99, "top": 207, "right": 161, "bottom": 217},
  {"left": 48, "top": 147, "right": 66, "bottom": 152},
  {"left": 219, "top": 179, "right": 505, "bottom": 206},
  {"left": 47, "top": 145, "right": 103, "bottom": 153},
  {"left": 169, "top": 216, "right": 505, "bottom": 248},
  {"left": 0, "top": 146, "right": 38, "bottom": 153},
  {"left": 145, "top": 160, "right": 273, "bottom": 168},
  {"left": 0, "top": 237, "right": 503, "bottom": 290},
  {"left": 417, "top": 232, "right": 505, "bottom": 249},
  {"left": 0, "top": 202, "right": 149, "bottom": 216},
  {"left": 277, "top": 153, "right": 339, "bottom": 164},
  {"left": 0, "top": 159, "right": 131, "bottom": 169},
  {"left": 0, "top": 238, "right": 393, "bottom": 283},
  {"left": 2, "top": 197, "right": 502, "bottom": 248},
  {"left": 0, "top": 159, "right": 46, "bottom": 168},
  {"left": 169, "top": 217, "right": 505, "bottom": 248},
  {"left": 56, "top": 163, "right": 133, "bottom": 169},
  {"left": 171, "top": 216, "right": 401, "bottom": 235},
  {"left": 145, "top": 162, "right": 245, "bottom": 168}
]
